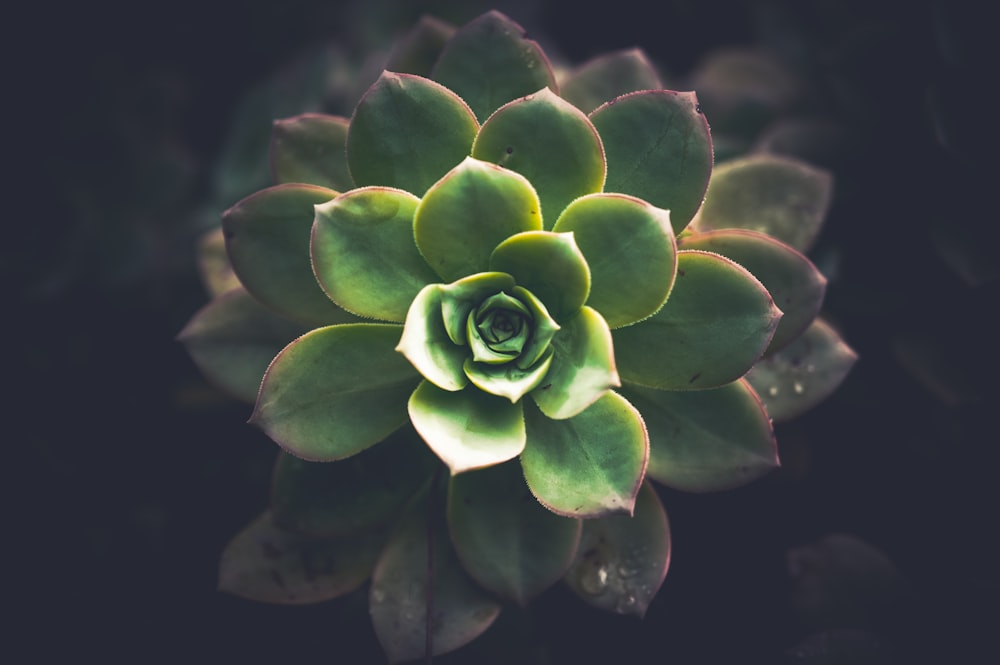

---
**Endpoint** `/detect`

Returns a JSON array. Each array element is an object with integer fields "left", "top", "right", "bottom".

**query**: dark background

[{"left": 12, "top": 0, "right": 997, "bottom": 662}]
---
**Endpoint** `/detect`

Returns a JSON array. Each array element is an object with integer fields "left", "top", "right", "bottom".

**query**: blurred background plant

[{"left": 13, "top": 0, "right": 996, "bottom": 663}]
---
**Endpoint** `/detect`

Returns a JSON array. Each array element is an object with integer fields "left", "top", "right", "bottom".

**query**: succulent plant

[{"left": 179, "top": 10, "right": 855, "bottom": 662}]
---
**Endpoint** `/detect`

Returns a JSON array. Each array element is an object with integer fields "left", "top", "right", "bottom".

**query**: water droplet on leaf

[
  {"left": 579, "top": 564, "right": 610, "bottom": 595},
  {"left": 768, "top": 385, "right": 779, "bottom": 396},
  {"left": 793, "top": 381, "right": 805, "bottom": 394}
]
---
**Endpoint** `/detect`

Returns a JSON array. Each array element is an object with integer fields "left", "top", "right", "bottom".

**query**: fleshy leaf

[
  {"left": 590, "top": 89, "right": 713, "bottom": 233},
  {"left": 431, "top": 10, "right": 557, "bottom": 122},
  {"left": 489, "top": 231, "right": 591, "bottom": 322},
  {"left": 271, "top": 426, "right": 438, "bottom": 537},
  {"left": 448, "top": 460, "right": 581, "bottom": 605},
  {"left": 621, "top": 379, "right": 778, "bottom": 492},
  {"left": 694, "top": 154, "right": 833, "bottom": 253},
  {"left": 218, "top": 511, "right": 383, "bottom": 605},
  {"left": 312, "top": 187, "right": 438, "bottom": 322},
  {"left": 464, "top": 348, "right": 554, "bottom": 403},
  {"left": 679, "top": 229, "right": 826, "bottom": 352},
  {"left": 745, "top": 318, "right": 857, "bottom": 421},
  {"left": 510, "top": 286, "right": 560, "bottom": 370},
  {"left": 414, "top": 158, "right": 542, "bottom": 282},
  {"left": 383, "top": 15, "right": 455, "bottom": 77},
  {"left": 177, "top": 288, "right": 315, "bottom": 403},
  {"left": 269, "top": 113, "right": 353, "bottom": 191},
  {"left": 553, "top": 193, "right": 676, "bottom": 328},
  {"left": 472, "top": 88, "right": 605, "bottom": 224},
  {"left": 251, "top": 324, "right": 420, "bottom": 461},
  {"left": 370, "top": 489, "right": 502, "bottom": 664},
  {"left": 196, "top": 227, "right": 241, "bottom": 297},
  {"left": 613, "top": 250, "right": 782, "bottom": 390},
  {"left": 397, "top": 284, "right": 469, "bottom": 392},
  {"left": 531, "top": 306, "right": 618, "bottom": 420},
  {"left": 438, "top": 272, "right": 517, "bottom": 346},
  {"left": 560, "top": 48, "right": 664, "bottom": 114},
  {"left": 221, "top": 183, "right": 343, "bottom": 326},
  {"left": 521, "top": 392, "right": 647, "bottom": 518},
  {"left": 346, "top": 71, "right": 478, "bottom": 196},
  {"left": 564, "top": 482, "right": 670, "bottom": 617},
  {"left": 408, "top": 381, "right": 526, "bottom": 474}
]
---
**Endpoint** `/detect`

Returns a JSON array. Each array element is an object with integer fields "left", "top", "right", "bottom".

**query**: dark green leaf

[
  {"left": 448, "top": 460, "right": 581, "bottom": 605},
  {"left": 347, "top": 71, "right": 478, "bottom": 196},
  {"left": 383, "top": 15, "right": 455, "bottom": 77},
  {"left": 560, "top": 48, "right": 664, "bottom": 114},
  {"left": 251, "top": 324, "right": 420, "bottom": 460},
  {"left": 270, "top": 113, "right": 353, "bottom": 191},
  {"left": 431, "top": 10, "right": 557, "bottom": 122},
  {"left": 590, "top": 90, "right": 713, "bottom": 233},
  {"left": 222, "top": 183, "right": 343, "bottom": 326},
  {"left": 613, "top": 250, "right": 781, "bottom": 390}
]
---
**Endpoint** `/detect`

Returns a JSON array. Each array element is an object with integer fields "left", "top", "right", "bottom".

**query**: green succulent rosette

[{"left": 179, "top": 10, "right": 855, "bottom": 662}]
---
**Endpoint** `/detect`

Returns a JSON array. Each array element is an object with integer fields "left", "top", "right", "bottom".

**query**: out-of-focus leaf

[
  {"left": 472, "top": 87, "right": 605, "bottom": 224},
  {"left": 383, "top": 15, "right": 455, "bottom": 77},
  {"left": 448, "top": 460, "right": 581, "bottom": 605},
  {"left": 251, "top": 324, "right": 420, "bottom": 460},
  {"left": 271, "top": 426, "right": 438, "bottom": 537},
  {"left": 560, "top": 48, "right": 663, "bottom": 114},
  {"left": 564, "top": 482, "right": 670, "bottom": 617},
  {"left": 196, "top": 227, "right": 241, "bottom": 297},
  {"left": 621, "top": 379, "right": 778, "bottom": 492},
  {"left": 694, "top": 154, "right": 833, "bottom": 253},
  {"left": 269, "top": 113, "right": 353, "bottom": 191},
  {"left": 177, "top": 288, "right": 313, "bottom": 403},
  {"left": 221, "top": 183, "right": 342, "bottom": 326},
  {"left": 521, "top": 392, "right": 647, "bottom": 517},
  {"left": 431, "top": 10, "right": 557, "bottom": 122},
  {"left": 590, "top": 89, "right": 713, "bottom": 233},
  {"left": 746, "top": 317, "right": 857, "bottom": 421},
  {"left": 613, "top": 250, "right": 781, "bottom": 390},
  {"left": 218, "top": 511, "right": 383, "bottom": 605},
  {"left": 347, "top": 71, "right": 478, "bottom": 196},
  {"left": 370, "top": 490, "right": 502, "bottom": 663}
]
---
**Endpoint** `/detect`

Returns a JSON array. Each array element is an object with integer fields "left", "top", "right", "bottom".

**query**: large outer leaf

[
  {"left": 269, "top": 113, "right": 353, "bottom": 191},
  {"left": 270, "top": 426, "right": 438, "bottom": 537},
  {"left": 370, "top": 490, "right": 502, "bottom": 664},
  {"left": 431, "top": 10, "right": 557, "bottom": 122},
  {"left": 553, "top": 193, "right": 676, "bottom": 328},
  {"left": 177, "top": 288, "right": 314, "bottom": 403},
  {"left": 694, "top": 154, "right": 833, "bottom": 252},
  {"left": 221, "top": 183, "right": 342, "bottom": 326},
  {"left": 408, "top": 381, "right": 526, "bottom": 474},
  {"left": 521, "top": 392, "right": 647, "bottom": 518},
  {"left": 472, "top": 87, "right": 605, "bottom": 225},
  {"left": 679, "top": 228, "right": 826, "bottom": 352},
  {"left": 218, "top": 511, "right": 383, "bottom": 605},
  {"left": 251, "top": 324, "right": 420, "bottom": 461},
  {"left": 613, "top": 250, "right": 782, "bottom": 390},
  {"left": 746, "top": 317, "right": 857, "bottom": 421},
  {"left": 560, "top": 48, "right": 664, "bottom": 115},
  {"left": 448, "top": 460, "right": 581, "bottom": 605},
  {"left": 590, "top": 89, "right": 713, "bottom": 233},
  {"left": 312, "top": 187, "right": 438, "bottom": 322},
  {"left": 414, "top": 157, "right": 542, "bottom": 282},
  {"left": 621, "top": 379, "right": 778, "bottom": 492},
  {"left": 564, "top": 482, "right": 670, "bottom": 617},
  {"left": 346, "top": 71, "right": 478, "bottom": 196}
]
